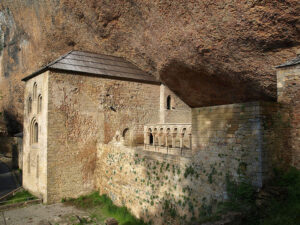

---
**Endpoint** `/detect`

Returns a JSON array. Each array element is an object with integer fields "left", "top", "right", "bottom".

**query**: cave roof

[
  {"left": 22, "top": 51, "right": 160, "bottom": 84},
  {"left": 276, "top": 55, "right": 300, "bottom": 68}
]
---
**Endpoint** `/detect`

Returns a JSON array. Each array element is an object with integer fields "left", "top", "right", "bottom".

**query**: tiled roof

[{"left": 22, "top": 51, "right": 160, "bottom": 84}]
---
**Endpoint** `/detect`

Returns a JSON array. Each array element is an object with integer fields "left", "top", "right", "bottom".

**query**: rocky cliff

[{"left": 0, "top": 0, "right": 299, "bottom": 132}]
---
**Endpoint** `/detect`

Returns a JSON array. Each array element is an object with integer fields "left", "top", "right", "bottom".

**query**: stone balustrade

[{"left": 143, "top": 124, "right": 192, "bottom": 155}]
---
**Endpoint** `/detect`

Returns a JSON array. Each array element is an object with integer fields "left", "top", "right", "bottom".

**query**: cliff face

[{"left": 0, "top": 0, "right": 299, "bottom": 132}]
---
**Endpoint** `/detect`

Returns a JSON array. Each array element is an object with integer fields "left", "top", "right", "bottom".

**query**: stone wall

[
  {"left": 95, "top": 101, "right": 284, "bottom": 224},
  {"left": 96, "top": 144, "right": 224, "bottom": 225},
  {"left": 193, "top": 102, "right": 289, "bottom": 186},
  {"left": 22, "top": 71, "right": 49, "bottom": 201},
  {"left": 46, "top": 71, "right": 160, "bottom": 203},
  {"left": 277, "top": 64, "right": 300, "bottom": 169},
  {"left": 159, "top": 85, "right": 191, "bottom": 124}
]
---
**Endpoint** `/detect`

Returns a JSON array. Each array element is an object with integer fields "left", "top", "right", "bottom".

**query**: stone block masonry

[
  {"left": 46, "top": 71, "right": 160, "bottom": 203},
  {"left": 277, "top": 63, "right": 300, "bottom": 169},
  {"left": 95, "top": 101, "right": 285, "bottom": 224}
]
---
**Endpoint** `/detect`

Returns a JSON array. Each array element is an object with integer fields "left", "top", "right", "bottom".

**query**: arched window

[
  {"left": 33, "top": 82, "right": 37, "bottom": 99},
  {"left": 122, "top": 128, "right": 130, "bottom": 146},
  {"left": 30, "top": 118, "right": 38, "bottom": 144},
  {"left": 34, "top": 122, "right": 38, "bottom": 143},
  {"left": 28, "top": 97, "right": 32, "bottom": 114},
  {"left": 166, "top": 95, "right": 171, "bottom": 110},
  {"left": 148, "top": 128, "right": 153, "bottom": 145},
  {"left": 38, "top": 95, "right": 42, "bottom": 113},
  {"left": 149, "top": 133, "right": 153, "bottom": 145}
]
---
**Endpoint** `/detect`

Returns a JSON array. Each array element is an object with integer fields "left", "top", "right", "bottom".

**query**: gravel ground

[{"left": 0, "top": 203, "right": 93, "bottom": 225}]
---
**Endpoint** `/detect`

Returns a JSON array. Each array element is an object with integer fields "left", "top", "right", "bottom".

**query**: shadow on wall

[
  {"left": 159, "top": 60, "right": 275, "bottom": 107},
  {"left": 3, "top": 110, "right": 22, "bottom": 135}
]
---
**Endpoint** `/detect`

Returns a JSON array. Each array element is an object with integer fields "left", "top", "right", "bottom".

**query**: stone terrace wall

[
  {"left": 277, "top": 64, "right": 300, "bottom": 169},
  {"left": 47, "top": 71, "right": 160, "bottom": 203},
  {"left": 95, "top": 102, "right": 286, "bottom": 224},
  {"left": 96, "top": 144, "right": 227, "bottom": 225}
]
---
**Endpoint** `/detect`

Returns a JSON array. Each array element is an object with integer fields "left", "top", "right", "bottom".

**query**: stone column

[
  {"left": 172, "top": 133, "right": 176, "bottom": 148},
  {"left": 165, "top": 133, "right": 168, "bottom": 147},
  {"left": 180, "top": 134, "right": 184, "bottom": 148}
]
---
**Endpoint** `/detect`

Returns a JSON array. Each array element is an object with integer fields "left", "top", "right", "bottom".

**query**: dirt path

[{"left": 0, "top": 203, "right": 92, "bottom": 225}]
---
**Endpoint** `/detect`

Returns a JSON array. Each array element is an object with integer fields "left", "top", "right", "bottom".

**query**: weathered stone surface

[
  {"left": 95, "top": 102, "right": 286, "bottom": 224},
  {"left": 0, "top": 0, "right": 300, "bottom": 128},
  {"left": 277, "top": 63, "right": 300, "bottom": 168}
]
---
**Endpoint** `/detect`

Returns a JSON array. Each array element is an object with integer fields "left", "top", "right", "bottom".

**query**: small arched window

[
  {"left": 122, "top": 128, "right": 130, "bottom": 146},
  {"left": 33, "top": 82, "right": 37, "bottom": 99},
  {"left": 38, "top": 95, "right": 42, "bottom": 113},
  {"left": 166, "top": 95, "right": 171, "bottom": 110},
  {"left": 30, "top": 118, "right": 38, "bottom": 144},
  {"left": 28, "top": 97, "right": 32, "bottom": 114},
  {"left": 34, "top": 122, "right": 38, "bottom": 143}
]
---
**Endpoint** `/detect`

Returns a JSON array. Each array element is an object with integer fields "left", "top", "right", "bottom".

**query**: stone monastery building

[{"left": 21, "top": 50, "right": 299, "bottom": 223}]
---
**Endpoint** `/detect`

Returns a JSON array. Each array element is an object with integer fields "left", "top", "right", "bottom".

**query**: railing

[
  {"left": 143, "top": 123, "right": 192, "bottom": 155},
  {"left": 144, "top": 144, "right": 192, "bottom": 156}
]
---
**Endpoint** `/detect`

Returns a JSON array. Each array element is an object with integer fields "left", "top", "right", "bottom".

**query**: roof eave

[
  {"left": 21, "top": 66, "right": 49, "bottom": 81},
  {"left": 275, "top": 62, "right": 300, "bottom": 69},
  {"left": 49, "top": 68, "right": 161, "bottom": 85},
  {"left": 21, "top": 50, "right": 73, "bottom": 82}
]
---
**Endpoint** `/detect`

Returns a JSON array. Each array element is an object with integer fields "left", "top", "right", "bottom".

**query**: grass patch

[
  {"left": 65, "top": 192, "right": 148, "bottom": 225},
  {"left": 1, "top": 190, "right": 37, "bottom": 205}
]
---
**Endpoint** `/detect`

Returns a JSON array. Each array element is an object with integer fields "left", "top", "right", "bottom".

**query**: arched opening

[
  {"left": 34, "top": 122, "right": 38, "bottom": 143},
  {"left": 166, "top": 95, "right": 171, "bottom": 110},
  {"left": 33, "top": 82, "right": 37, "bottom": 99},
  {"left": 28, "top": 97, "right": 32, "bottom": 114},
  {"left": 38, "top": 95, "right": 42, "bottom": 113},
  {"left": 149, "top": 133, "right": 153, "bottom": 145},
  {"left": 30, "top": 119, "right": 38, "bottom": 144},
  {"left": 122, "top": 128, "right": 130, "bottom": 146},
  {"left": 182, "top": 128, "right": 188, "bottom": 149}
]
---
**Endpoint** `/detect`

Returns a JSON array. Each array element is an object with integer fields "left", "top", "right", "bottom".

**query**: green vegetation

[
  {"left": 254, "top": 167, "right": 300, "bottom": 225},
  {"left": 64, "top": 192, "right": 148, "bottom": 225},
  {"left": 190, "top": 167, "right": 300, "bottom": 225},
  {"left": 219, "top": 167, "right": 300, "bottom": 225},
  {"left": 1, "top": 190, "right": 37, "bottom": 205}
]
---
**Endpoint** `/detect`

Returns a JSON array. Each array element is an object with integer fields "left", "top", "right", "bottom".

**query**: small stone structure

[{"left": 21, "top": 50, "right": 299, "bottom": 224}]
